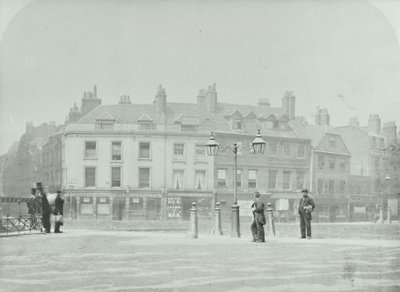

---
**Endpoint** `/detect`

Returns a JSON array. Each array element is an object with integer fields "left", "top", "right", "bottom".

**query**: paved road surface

[{"left": 1, "top": 227, "right": 400, "bottom": 292}]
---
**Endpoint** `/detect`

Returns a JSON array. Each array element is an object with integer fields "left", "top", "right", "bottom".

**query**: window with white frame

[
  {"left": 297, "top": 144, "right": 305, "bottom": 159},
  {"left": 111, "top": 166, "right": 121, "bottom": 187},
  {"left": 173, "top": 143, "right": 185, "bottom": 159},
  {"left": 232, "top": 119, "right": 243, "bottom": 130},
  {"left": 268, "top": 170, "right": 277, "bottom": 189},
  {"left": 317, "top": 178, "right": 324, "bottom": 194},
  {"left": 236, "top": 169, "right": 242, "bottom": 188},
  {"left": 139, "top": 142, "right": 151, "bottom": 159},
  {"left": 111, "top": 141, "right": 122, "bottom": 161},
  {"left": 329, "top": 136, "right": 336, "bottom": 148},
  {"left": 173, "top": 170, "right": 184, "bottom": 190},
  {"left": 139, "top": 168, "right": 150, "bottom": 188},
  {"left": 296, "top": 172, "right": 305, "bottom": 190},
  {"left": 318, "top": 155, "right": 325, "bottom": 169},
  {"left": 283, "top": 143, "right": 291, "bottom": 158},
  {"left": 248, "top": 170, "right": 257, "bottom": 189},
  {"left": 85, "top": 167, "right": 96, "bottom": 187},
  {"left": 217, "top": 169, "right": 227, "bottom": 188},
  {"left": 329, "top": 159, "right": 335, "bottom": 169},
  {"left": 195, "top": 170, "right": 206, "bottom": 190},
  {"left": 269, "top": 142, "right": 277, "bottom": 156},
  {"left": 85, "top": 141, "right": 97, "bottom": 159},
  {"left": 328, "top": 179, "right": 335, "bottom": 194},
  {"left": 195, "top": 144, "right": 205, "bottom": 160},
  {"left": 282, "top": 171, "right": 291, "bottom": 190}
]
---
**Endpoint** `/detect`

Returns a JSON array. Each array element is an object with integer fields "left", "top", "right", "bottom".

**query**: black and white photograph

[{"left": 0, "top": 0, "right": 400, "bottom": 291}]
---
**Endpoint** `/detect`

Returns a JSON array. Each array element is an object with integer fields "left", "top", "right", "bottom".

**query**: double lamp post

[{"left": 205, "top": 130, "right": 266, "bottom": 237}]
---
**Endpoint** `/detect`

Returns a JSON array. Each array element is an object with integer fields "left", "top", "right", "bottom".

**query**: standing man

[
  {"left": 37, "top": 182, "right": 52, "bottom": 233},
  {"left": 298, "top": 189, "right": 315, "bottom": 239},
  {"left": 27, "top": 188, "right": 37, "bottom": 228},
  {"left": 54, "top": 190, "right": 64, "bottom": 233},
  {"left": 251, "top": 192, "right": 266, "bottom": 242}
]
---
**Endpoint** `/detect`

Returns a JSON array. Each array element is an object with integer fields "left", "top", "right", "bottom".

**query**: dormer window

[
  {"left": 329, "top": 136, "right": 336, "bottom": 147},
  {"left": 265, "top": 121, "right": 274, "bottom": 130},
  {"left": 232, "top": 119, "right": 243, "bottom": 130},
  {"left": 139, "top": 121, "right": 156, "bottom": 131}
]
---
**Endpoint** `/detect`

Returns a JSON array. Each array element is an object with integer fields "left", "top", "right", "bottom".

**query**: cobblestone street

[{"left": 1, "top": 224, "right": 400, "bottom": 292}]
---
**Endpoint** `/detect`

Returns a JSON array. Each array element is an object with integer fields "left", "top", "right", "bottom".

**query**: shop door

[
  {"left": 146, "top": 198, "right": 161, "bottom": 220},
  {"left": 112, "top": 197, "right": 125, "bottom": 220},
  {"left": 182, "top": 198, "right": 195, "bottom": 220}
]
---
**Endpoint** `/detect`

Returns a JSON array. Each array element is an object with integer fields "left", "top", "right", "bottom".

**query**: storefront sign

[{"left": 168, "top": 192, "right": 212, "bottom": 198}]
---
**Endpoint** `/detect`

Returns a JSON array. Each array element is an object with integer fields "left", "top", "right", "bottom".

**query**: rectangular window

[
  {"left": 283, "top": 144, "right": 291, "bottom": 158},
  {"left": 328, "top": 179, "right": 335, "bottom": 194},
  {"left": 248, "top": 170, "right": 257, "bottom": 189},
  {"left": 85, "top": 167, "right": 96, "bottom": 187},
  {"left": 139, "top": 122, "right": 156, "bottom": 131},
  {"left": 139, "top": 168, "right": 150, "bottom": 188},
  {"left": 139, "top": 142, "right": 151, "bottom": 159},
  {"left": 268, "top": 170, "right": 277, "bottom": 189},
  {"left": 318, "top": 155, "right": 325, "bottom": 169},
  {"left": 317, "top": 178, "right": 324, "bottom": 194},
  {"left": 339, "top": 180, "right": 346, "bottom": 194},
  {"left": 195, "top": 145, "right": 205, "bottom": 159},
  {"left": 329, "top": 160, "right": 335, "bottom": 170},
  {"left": 282, "top": 171, "right": 291, "bottom": 190},
  {"left": 296, "top": 172, "right": 305, "bottom": 190},
  {"left": 236, "top": 169, "right": 242, "bottom": 188},
  {"left": 111, "top": 167, "right": 121, "bottom": 187},
  {"left": 265, "top": 121, "right": 274, "bottom": 130},
  {"left": 217, "top": 169, "right": 226, "bottom": 188},
  {"left": 173, "top": 143, "right": 185, "bottom": 159},
  {"left": 85, "top": 141, "right": 97, "bottom": 159},
  {"left": 173, "top": 170, "right": 184, "bottom": 190},
  {"left": 232, "top": 119, "right": 242, "bottom": 130},
  {"left": 269, "top": 143, "right": 277, "bottom": 157},
  {"left": 297, "top": 144, "right": 305, "bottom": 159},
  {"left": 111, "top": 142, "right": 122, "bottom": 161},
  {"left": 195, "top": 170, "right": 206, "bottom": 190}
]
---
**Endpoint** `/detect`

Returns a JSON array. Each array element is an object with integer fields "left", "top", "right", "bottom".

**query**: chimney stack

[
  {"left": 281, "top": 91, "right": 296, "bottom": 120},
  {"left": 368, "top": 114, "right": 381, "bottom": 134},
  {"left": 119, "top": 95, "right": 131, "bottom": 104},
  {"left": 382, "top": 121, "right": 397, "bottom": 145},
  {"left": 205, "top": 83, "right": 218, "bottom": 112},
  {"left": 315, "top": 107, "right": 330, "bottom": 126},
  {"left": 154, "top": 85, "right": 167, "bottom": 113},
  {"left": 197, "top": 89, "right": 207, "bottom": 105},
  {"left": 81, "top": 86, "right": 102, "bottom": 115}
]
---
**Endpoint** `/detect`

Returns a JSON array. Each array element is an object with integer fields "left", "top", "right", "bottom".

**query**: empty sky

[{"left": 1, "top": 0, "right": 400, "bottom": 155}]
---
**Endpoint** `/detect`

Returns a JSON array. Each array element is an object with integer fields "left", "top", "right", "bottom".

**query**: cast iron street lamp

[{"left": 206, "top": 129, "right": 266, "bottom": 237}]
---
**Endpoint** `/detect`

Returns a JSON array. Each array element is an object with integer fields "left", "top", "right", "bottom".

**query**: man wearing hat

[
  {"left": 251, "top": 191, "right": 266, "bottom": 242},
  {"left": 37, "top": 182, "right": 52, "bottom": 233},
  {"left": 298, "top": 189, "right": 315, "bottom": 239},
  {"left": 53, "top": 190, "right": 64, "bottom": 233}
]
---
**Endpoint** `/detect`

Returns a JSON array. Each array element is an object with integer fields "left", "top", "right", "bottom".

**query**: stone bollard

[
  {"left": 266, "top": 203, "right": 276, "bottom": 237},
  {"left": 212, "top": 202, "right": 223, "bottom": 236},
  {"left": 379, "top": 205, "right": 384, "bottom": 224},
  {"left": 187, "top": 202, "right": 198, "bottom": 239},
  {"left": 231, "top": 203, "right": 240, "bottom": 238},
  {"left": 387, "top": 207, "right": 391, "bottom": 224}
]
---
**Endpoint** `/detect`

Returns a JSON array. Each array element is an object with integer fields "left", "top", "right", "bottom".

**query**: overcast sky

[{"left": 1, "top": 0, "right": 400, "bottom": 155}]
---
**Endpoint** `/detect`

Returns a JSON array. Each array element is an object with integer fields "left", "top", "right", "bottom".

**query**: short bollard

[
  {"left": 187, "top": 202, "right": 198, "bottom": 239},
  {"left": 212, "top": 202, "right": 223, "bottom": 236},
  {"left": 266, "top": 203, "right": 276, "bottom": 237},
  {"left": 379, "top": 205, "right": 384, "bottom": 224},
  {"left": 387, "top": 207, "right": 391, "bottom": 224}
]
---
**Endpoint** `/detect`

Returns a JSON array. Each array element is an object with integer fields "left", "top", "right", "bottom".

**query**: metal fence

[{"left": 0, "top": 197, "right": 43, "bottom": 236}]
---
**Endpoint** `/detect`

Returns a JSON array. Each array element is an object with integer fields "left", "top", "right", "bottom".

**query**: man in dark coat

[
  {"left": 27, "top": 188, "right": 37, "bottom": 228},
  {"left": 53, "top": 190, "right": 64, "bottom": 233},
  {"left": 298, "top": 189, "right": 315, "bottom": 239},
  {"left": 37, "top": 182, "right": 51, "bottom": 233},
  {"left": 250, "top": 192, "right": 266, "bottom": 242}
]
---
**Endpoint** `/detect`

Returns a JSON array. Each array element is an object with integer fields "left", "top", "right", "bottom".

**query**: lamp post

[{"left": 206, "top": 130, "right": 266, "bottom": 237}]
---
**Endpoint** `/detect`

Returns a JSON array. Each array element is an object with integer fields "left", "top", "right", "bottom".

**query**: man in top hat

[
  {"left": 37, "top": 182, "right": 52, "bottom": 233},
  {"left": 53, "top": 190, "right": 64, "bottom": 233},
  {"left": 298, "top": 189, "right": 315, "bottom": 239}
]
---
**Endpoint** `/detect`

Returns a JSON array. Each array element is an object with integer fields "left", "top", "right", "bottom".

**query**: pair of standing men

[
  {"left": 250, "top": 189, "right": 315, "bottom": 241},
  {"left": 35, "top": 183, "right": 64, "bottom": 233}
]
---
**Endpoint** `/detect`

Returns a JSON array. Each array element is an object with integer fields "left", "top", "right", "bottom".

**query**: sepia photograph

[{"left": 0, "top": 0, "right": 400, "bottom": 291}]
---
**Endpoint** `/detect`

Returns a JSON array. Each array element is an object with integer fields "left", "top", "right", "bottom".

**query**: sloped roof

[
  {"left": 78, "top": 101, "right": 295, "bottom": 136},
  {"left": 289, "top": 119, "right": 346, "bottom": 150},
  {"left": 96, "top": 111, "right": 115, "bottom": 121}
]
